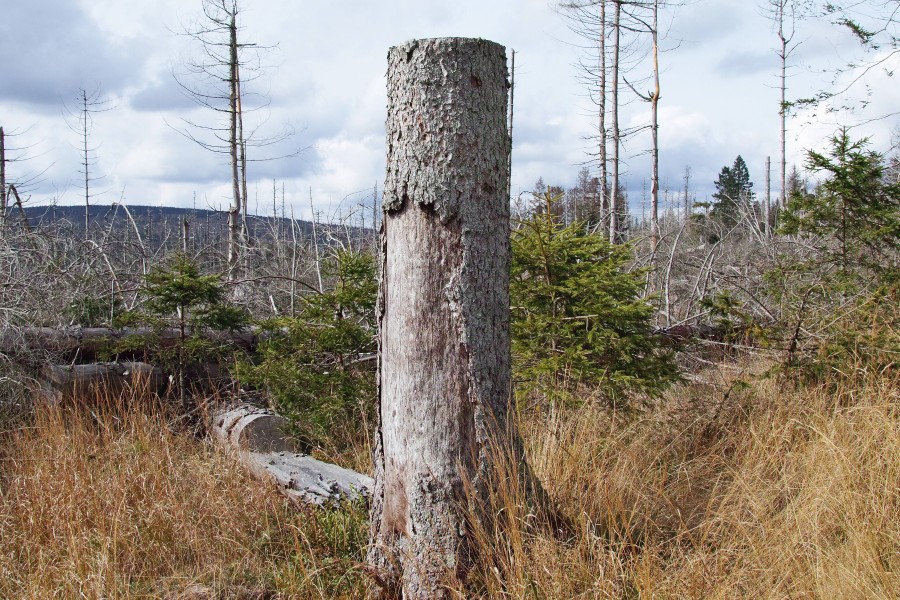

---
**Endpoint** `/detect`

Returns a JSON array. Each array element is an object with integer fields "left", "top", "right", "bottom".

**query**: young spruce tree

[
  {"left": 774, "top": 130, "right": 899, "bottom": 380},
  {"left": 511, "top": 192, "right": 679, "bottom": 405}
]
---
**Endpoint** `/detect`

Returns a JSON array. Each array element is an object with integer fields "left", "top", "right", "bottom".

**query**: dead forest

[{"left": 1, "top": 1, "right": 898, "bottom": 599}]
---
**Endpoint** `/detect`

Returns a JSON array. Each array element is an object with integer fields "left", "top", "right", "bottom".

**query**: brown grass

[
  {"left": 0, "top": 388, "right": 368, "bottom": 599},
  {"left": 2, "top": 367, "right": 897, "bottom": 598},
  {"left": 462, "top": 369, "right": 899, "bottom": 599}
]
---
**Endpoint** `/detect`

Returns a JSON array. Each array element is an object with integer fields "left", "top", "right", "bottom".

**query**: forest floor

[{"left": 0, "top": 359, "right": 897, "bottom": 598}]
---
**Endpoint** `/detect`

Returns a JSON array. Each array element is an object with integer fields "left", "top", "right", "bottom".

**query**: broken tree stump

[{"left": 369, "top": 37, "right": 525, "bottom": 598}]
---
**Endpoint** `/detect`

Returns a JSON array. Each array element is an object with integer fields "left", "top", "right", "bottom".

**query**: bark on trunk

[{"left": 368, "top": 37, "right": 515, "bottom": 598}]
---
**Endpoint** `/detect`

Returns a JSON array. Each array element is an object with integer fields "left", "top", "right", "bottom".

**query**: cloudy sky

[{"left": 1, "top": 0, "right": 897, "bottom": 222}]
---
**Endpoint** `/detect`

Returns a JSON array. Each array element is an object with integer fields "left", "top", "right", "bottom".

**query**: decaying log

[
  {"left": 211, "top": 403, "right": 373, "bottom": 506},
  {"left": 41, "top": 362, "right": 168, "bottom": 400},
  {"left": 0, "top": 326, "right": 258, "bottom": 360},
  {"left": 211, "top": 403, "right": 297, "bottom": 453}
]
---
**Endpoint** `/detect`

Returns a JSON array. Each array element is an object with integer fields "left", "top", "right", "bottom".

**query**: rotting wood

[
  {"left": 211, "top": 402, "right": 373, "bottom": 506},
  {"left": 41, "top": 362, "right": 168, "bottom": 401},
  {"left": 0, "top": 326, "right": 258, "bottom": 360},
  {"left": 1, "top": 326, "right": 376, "bottom": 362}
]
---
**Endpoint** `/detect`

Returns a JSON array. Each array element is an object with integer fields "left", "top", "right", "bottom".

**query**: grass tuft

[
  {"left": 460, "top": 370, "right": 899, "bottom": 598},
  {"left": 2, "top": 367, "right": 896, "bottom": 598}
]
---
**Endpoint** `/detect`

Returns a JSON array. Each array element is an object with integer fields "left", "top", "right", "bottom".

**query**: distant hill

[{"left": 14, "top": 204, "right": 372, "bottom": 251}]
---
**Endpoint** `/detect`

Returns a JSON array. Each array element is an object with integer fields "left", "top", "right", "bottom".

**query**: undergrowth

[
  {"left": 1, "top": 365, "right": 896, "bottom": 598},
  {"left": 0, "top": 387, "right": 368, "bottom": 599},
  {"left": 461, "top": 367, "right": 899, "bottom": 598}
]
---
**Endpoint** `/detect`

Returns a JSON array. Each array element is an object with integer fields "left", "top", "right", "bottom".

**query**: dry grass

[
  {"left": 0, "top": 387, "right": 368, "bottom": 599},
  {"left": 462, "top": 368, "right": 899, "bottom": 599},
  {"left": 2, "top": 366, "right": 897, "bottom": 598}
]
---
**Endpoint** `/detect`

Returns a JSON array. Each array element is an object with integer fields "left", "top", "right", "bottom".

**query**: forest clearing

[{"left": 1, "top": 1, "right": 898, "bottom": 598}]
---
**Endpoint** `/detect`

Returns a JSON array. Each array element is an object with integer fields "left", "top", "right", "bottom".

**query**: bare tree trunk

[
  {"left": 765, "top": 155, "right": 772, "bottom": 231},
  {"left": 0, "top": 126, "right": 6, "bottom": 235},
  {"left": 368, "top": 37, "right": 517, "bottom": 598},
  {"left": 309, "top": 188, "right": 323, "bottom": 293},
  {"left": 227, "top": 8, "right": 242, "bottom": 281},
  {"left": 649, "top": 0, "right": 660, "bottom": 254},
  {"left": 182, "top": 218, "right": 190, "bottom": 253},
  {"left": 608, "top": 1, "right": 621, "bottom": 243},
  {"left": 599, "top": 0, "right": 609, "bottom": 227},
  {"left": 779, "top": 22, "right": 787, "bottom": 211},
  {"left": 82, "top": 90, "right": 90, "bottom": 235},
  {"left": 508, "top": 48, "right": 515, "bottom": 201}
]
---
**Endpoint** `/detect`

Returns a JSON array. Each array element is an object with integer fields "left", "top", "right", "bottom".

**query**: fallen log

[
  {"left": 41, "top": 361, "right": 168, "bottom": 401},
  {"left": 0, "top": 326, "right": 259, "bottom": 360},
  {"left": 211, "top": 402, "right": 373, "bottom": 506}
]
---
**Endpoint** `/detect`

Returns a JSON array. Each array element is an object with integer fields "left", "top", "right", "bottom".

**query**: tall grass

[
  {"left": 2, "top": 368, "right": 896, "bottom": 598},
  {"left": 0, "top": 387, "right": 368, "bottom": 598},
  {"left": 461, "top": 371, "right": 899, "bottom": 598}
]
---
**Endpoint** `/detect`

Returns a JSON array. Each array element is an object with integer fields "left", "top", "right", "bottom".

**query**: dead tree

[
  {"left": 174, "top": 0, "right": 296, "bottom": 282},
  {"left": 624, "top": 0, "right": 661, "bottom": 252},
  {"left": 64, "top": 87, "right": 112, "bottom": 235},
  {"left": 368, "top": 37, "right": 524, "bottom": 598},
  {"left": 609, "top": 0, "right": 623, "bottom": 243},
  {"left": 0, "top": 127, "right": 6, "bottom": 234},
  {"left": 761, "top": 0, "right": 806, "bottom": 211}
]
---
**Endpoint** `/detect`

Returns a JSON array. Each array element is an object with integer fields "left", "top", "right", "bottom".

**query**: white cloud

[{"left": 1, "top": 0, "right": 896, "bottom": 223}]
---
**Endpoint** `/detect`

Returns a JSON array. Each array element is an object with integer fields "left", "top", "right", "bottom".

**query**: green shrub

[
  {"left": 774, "top": 130, "right": 899, "bottom": 383},
  {"left": 115, "top": 253, "right": 248, "bottom": 403},
  {"left": 236, "top": 248, "right": 377, "bottom": 452},
  {"left": 510, "top": 192, "right": 680, "bottom": 406}
]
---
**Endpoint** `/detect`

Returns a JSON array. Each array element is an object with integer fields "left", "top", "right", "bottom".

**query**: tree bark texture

[{"left": 368, "top": 37, "right": 513, "bottom": 598}]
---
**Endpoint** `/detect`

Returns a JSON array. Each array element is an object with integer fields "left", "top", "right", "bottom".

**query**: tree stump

[{"left": 368, "top": 37, "right": 515, "bottom": 598}]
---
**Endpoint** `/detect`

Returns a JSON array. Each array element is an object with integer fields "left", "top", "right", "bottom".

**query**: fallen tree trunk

[
  {"left": 41, "top": 361, "right": 168, "bottom": 401},
  {"left": 35, "top": 362, "right": 371, "bottom": 506},
  {"left": 211, "top": 402, "right": 373, "bottom": 506},
  {"left": 0, "top": 326, "right": 259, "bottom": 360}
]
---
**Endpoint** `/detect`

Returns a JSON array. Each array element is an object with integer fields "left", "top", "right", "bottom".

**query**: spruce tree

[
  {"left": 780, "top": 130, "right": 899, "bottom": 280},
  {"left": 773, "top": 130, "right": 899, "bottom": 380},
  {"left": 511, "top": 192, "right": 679, "bottom": 404},
  {"left": 711, "top": 155, "right": 754, "bottom": 230}
]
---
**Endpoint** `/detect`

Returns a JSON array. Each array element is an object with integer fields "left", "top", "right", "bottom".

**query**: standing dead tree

[
  {"left": 174, "top": 0, "right": 295, "bottom": 282},
  {"left": 0, "top": 125, "right": 50, "bottom": 239},
  {"left": 623, "top": 0, "right": 662, "bottom": 253},
  {"left": 367, "top": 38, "right": 543, "bottom": 598},
  {"left": 1, "top": 127, "right": 5, "bottom": 234},
  {"left": 560, "top": 1, "right": 680, "bottom": 243},
  {"left": 64, "top": 87, "right": 112, "bottom": 235}
]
